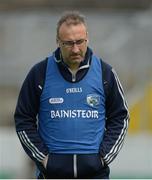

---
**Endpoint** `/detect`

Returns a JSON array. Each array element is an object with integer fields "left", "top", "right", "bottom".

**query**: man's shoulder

[
  {"left": 100, "top": 59, "right": 112, "bottom": 72},
  {"left": 92, "top": 54, "right": 112, "bottom": 71},
  {"left": 32, "top": 57, "right": 48, "bottom": 72},
  {"left": 26, "top": 57, "right": 48, "bottom": 85}
]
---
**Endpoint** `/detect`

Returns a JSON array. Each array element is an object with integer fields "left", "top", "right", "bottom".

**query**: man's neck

[{"left": 68, "top": 64, "right": 80, "bottom": 73}]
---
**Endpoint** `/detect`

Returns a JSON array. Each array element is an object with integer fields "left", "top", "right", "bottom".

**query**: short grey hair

[{"left": 56, "top": 11, "right": 87, "bottom": 40}]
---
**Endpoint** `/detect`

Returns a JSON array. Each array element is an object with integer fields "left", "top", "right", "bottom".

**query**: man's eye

[
  {"left": 61, "top": 39, "right": 86, "bottom": 47},
  {"left": 76, "top": 40, "right": 84, "bottom": 44},
  {"left": 65, "top": 41, "right": 73, "bottom": 46},
  {"left": 68, "top": 41, "right": 75, "bottom": 45}
]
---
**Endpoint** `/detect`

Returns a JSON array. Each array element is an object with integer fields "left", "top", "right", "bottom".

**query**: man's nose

[{"left": 71, "top": 44, "right": 80, "bottom": 53}]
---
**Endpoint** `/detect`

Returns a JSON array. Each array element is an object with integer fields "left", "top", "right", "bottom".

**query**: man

[{"left": 14, "top": 11, "right": 129, "bottom": 179}]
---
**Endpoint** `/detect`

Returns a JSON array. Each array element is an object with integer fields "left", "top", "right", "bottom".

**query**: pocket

[
  {"left": 46, "top": 153, "right": 53, "bottom": 177},
  {"left": 46, "top": 153, "right": 51, "bottom": 171},
  {"left": 100, "top": 156, "right": 105, "bottom": 167},
  {"left": 45, "top": 154, "right": 74, "bottom": 178},
  {"left": 77, "top": 154, "right": 104, "bottom": 178},
  {"left": 35, "top": 160, "right": 47, "bottom": 177}
]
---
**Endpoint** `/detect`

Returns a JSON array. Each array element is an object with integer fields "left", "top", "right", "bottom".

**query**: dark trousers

[{"left": 37, "top": 153, "right": 110, "bottom": 179}]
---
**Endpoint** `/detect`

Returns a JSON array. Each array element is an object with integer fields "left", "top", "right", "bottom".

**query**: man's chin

[{"left": 71, "top": 59, "right": 83, "bottom": 65}]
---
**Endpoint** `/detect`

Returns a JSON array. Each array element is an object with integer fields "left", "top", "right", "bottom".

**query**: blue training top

[{"left": 38, "top": 54, "right": 106, "bottom": 154}]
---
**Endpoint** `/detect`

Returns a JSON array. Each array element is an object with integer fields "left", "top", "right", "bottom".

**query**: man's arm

[
  {"left": 100, "top": 63, "right": 130, "bottom": 165},
  {"left": 14, "top": 60, "right": 49, "bottom": 164}
]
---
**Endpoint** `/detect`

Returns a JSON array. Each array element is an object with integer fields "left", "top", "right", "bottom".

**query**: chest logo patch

[
  {"left": 49, "top": 98, "right": 64, "bottom": 104},
  {"left": 86, "top": 94, "right": 100, "bottom": 107}
]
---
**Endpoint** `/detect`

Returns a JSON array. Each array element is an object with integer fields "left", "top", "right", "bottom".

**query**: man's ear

[
  {"left": 56, "top": 38, "right": 60, "bottom": 47},
  {"left": 86, "top": 39, "right": 89, "bottom": 44},
  {"left": 86, "top": 32, "right": 89, "bottom": 44}
]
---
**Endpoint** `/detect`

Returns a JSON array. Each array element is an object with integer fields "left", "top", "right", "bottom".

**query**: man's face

[{"left": 57, "top": 23, "right": 88, "bottom": 68}]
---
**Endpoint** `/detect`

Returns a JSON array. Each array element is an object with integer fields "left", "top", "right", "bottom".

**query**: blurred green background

[{"left": 0, "top": 0, "right": 152, "bottom": 178}]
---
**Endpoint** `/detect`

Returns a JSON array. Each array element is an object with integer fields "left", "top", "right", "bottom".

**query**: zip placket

[
  {"left": 73, "top": 154, "right": 77, "bottom": 178},
  {"left": 69, "top": 62, "right": 90, "bottom": 83},
  {"left": 72, "top": 73, "right": 76, "bottom": 82}
]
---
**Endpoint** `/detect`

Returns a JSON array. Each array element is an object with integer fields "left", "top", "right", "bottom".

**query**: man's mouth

[{"left": 70, "top": 54, "right": 81, "bottom": 57}]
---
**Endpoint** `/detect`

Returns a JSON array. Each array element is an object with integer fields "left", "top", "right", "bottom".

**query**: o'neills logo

[{"left": 49, "top": 98, "right": 64, "bottom": 104}]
